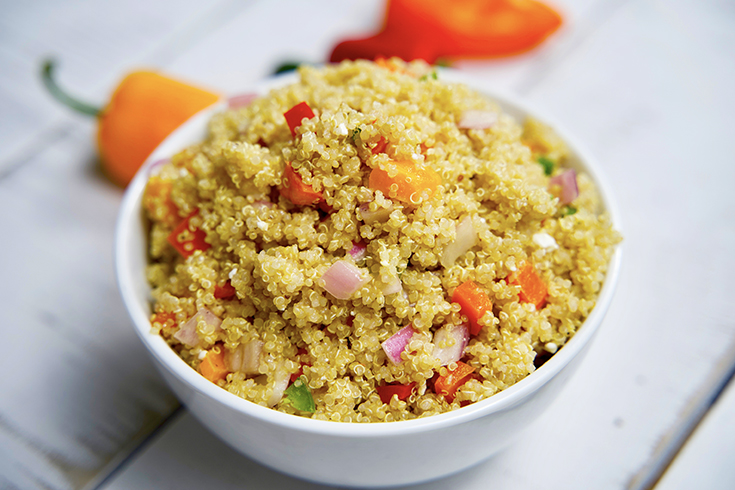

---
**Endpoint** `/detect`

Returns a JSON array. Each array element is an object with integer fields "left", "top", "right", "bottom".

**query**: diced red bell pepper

[
  {"left": 290, "top": 348, "right": 311, "bottom": 383},
  {"left": 377, "top": 382, "right": 416, "bottom": 404},
  {"left": 434, "top": 361, "right": 475, "bottom": 403},
  {"left": 167, "top": 210, "right": 210, "bottom": 258},
  {"left": 214, "top": 280, "right": 237, "bottom": 300},
  {"left": 280, "top": 163, "right": 324, "bottom": 206},
  {"left": 451, "top": 280, "right": 493, "bottom": 335},
  {"left": 371, "top": 136, "right": 388, "bottom": 155},
  {"left": 284, "top": 101, "right": 315, "bottom": 137}
]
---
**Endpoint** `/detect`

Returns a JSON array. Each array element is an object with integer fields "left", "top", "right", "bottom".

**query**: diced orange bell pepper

[
  {"left": 199, "top": 344, "right": 229, "bottom": 383},
  {"left": 279, "top": 163, "right": 324, "bottom": 206},
  {"left": 150, "top": 311, "right": 176, "bottom": 329},
  {"left": 451, "top": 280, "right": 493, "bottom": 336},
  {"left": 369, "top": 160, "right": 441, "bottom": 203},
  {"left": 510, "top": 263, "right": 548, "bottom": 309},
  {"left": 434, "top": 361, "right": 475, "bottom": 403},
  {"left": 143, "top": 175, "right": 179, "bottom": 227}
]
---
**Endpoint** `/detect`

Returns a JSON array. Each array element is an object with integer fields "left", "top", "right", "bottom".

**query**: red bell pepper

[
  {"left": 279, "top": 163, "right": 324, "bottom": 206},
  {"left": 284, "top": 101, "right": 315, "bottom": 137},
  {"left": 377, "top": 382, "right": 416, "bottom": 404},
  {"left": 214, "top": 280, "right": 237, "bottom": 300},
  {"left": 167, "top": 210, "right": 210, "bottom": 258},
  {"left": 330, "top": 0, "right": 562, "bottom": 64}
]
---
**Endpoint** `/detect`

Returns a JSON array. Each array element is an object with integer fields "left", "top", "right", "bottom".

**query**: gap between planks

[
  {"left": 627, "top": 335, "right": 735, "bottom": 490},
  {"left": 80, "top": 406, "right": 184, "bottom": 490}
]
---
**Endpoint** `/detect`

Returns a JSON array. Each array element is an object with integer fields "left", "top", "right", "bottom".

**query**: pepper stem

[{"left": 41, "top": 59, "right": 102, "bottom": 117}]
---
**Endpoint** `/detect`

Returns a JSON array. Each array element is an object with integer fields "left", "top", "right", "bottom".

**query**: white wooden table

[{"left": 1, "top": 1, "right": 734, "bottom": 488}]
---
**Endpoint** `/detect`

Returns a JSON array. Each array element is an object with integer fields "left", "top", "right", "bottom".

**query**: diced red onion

[
  {"left": 432, "top": 323, "right": 470, "bottom": 366},
  {"left": 380, "top": 276, "right": 403, "bottom": 296},
  {"left": 227, "top": 93, "right": 258, "bottom": 109},
  {"left": 549, "top": 169, "right": 579, "bottom": 205},
  {"left": 321, "top": 260, "right": 370, "bottom": 300},
  {"left": 252, "top": 199, "right": 274, "bottom": 209},
  {"left": 147, "top": 158, "right": 170, "bottom": 177},
  {"left": 348, "top": 241, "right": 367, "bottom": 262},
  {"left": 174, "top": 308, "right": 222, "bottom": 347},
  {"left": 382, "top": 325, "right": 415, "bottom": 365},
  {"left": 358, "top": 202, "right": 393, "bottom": 224},
  {"left": 458, "top": 110, "right": 497, "bottom": 130},
  {"left": 224, "top": 339, "right": 263, "bottom": 374},
  {"left": 267, "top": 365, "right": 291, "bottom": 407},
  {"left": 440, "top": 216, "right": 478, "bottom": 268}
]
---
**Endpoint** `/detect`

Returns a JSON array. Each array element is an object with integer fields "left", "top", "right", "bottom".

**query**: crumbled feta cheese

[
  {"left": 256, "top": 219, "right": 269, "bottom": 231},
  {"left": 533, "top": 232, "right": 558, "bottom": 250},
  {"left": 229, "top": 268, "right": 238, "bottom": 279},
  {"left": 197, "top": 350, "right": 207, "bottom": 360},
  {"left": 544, "top": 342, "right": 558, "bottom": 354},
  {"left": 335, "top": 123, "right": 348, "bottom": 136}
]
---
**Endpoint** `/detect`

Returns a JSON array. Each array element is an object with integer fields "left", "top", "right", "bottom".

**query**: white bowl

[{"left": 115, "top": 70, "right": 622, "bottom": 488}]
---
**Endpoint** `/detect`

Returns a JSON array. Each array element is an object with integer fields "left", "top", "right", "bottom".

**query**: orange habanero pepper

[{"left": 42, "top": 59, "right": 219, "bottom": 187}]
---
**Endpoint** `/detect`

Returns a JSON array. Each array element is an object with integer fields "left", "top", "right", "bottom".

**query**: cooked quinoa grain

[{"left": 144, "top": 59, "right": 621, "bottom": 422}]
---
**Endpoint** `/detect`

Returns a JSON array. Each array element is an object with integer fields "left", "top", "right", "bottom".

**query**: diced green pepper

[
  {"left": 537, "top": 156, "right": 555, "bottom": 176},
  {"left": 284, "top": 376, "right": 315, "bottom": 413},
  {"left": 273, "top": 61, "right": 301, "bottom": 74},
  {"left": 563, "top": 205, "right": 577, "bottom": 216}
]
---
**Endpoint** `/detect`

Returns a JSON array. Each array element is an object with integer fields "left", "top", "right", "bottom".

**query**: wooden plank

[
  {"left": 163, "top": 0, "right": 386, "bottom": 93},
  {"left": 97, "top": 0, "right": 735, "bottom": 488},
  {"left": 655, "top": 375, "right": 735, "bottom": 490},
  {"left": 97, "top": 411, "right": 329, "bottom": 490},
  {"left": 0, "top": 0, "right": 236, "bottom": 175},
  {"left": 0, "top": 123, "right": 181, "bottom": 490}
]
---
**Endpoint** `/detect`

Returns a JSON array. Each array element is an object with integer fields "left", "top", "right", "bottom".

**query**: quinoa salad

[{"left": 143, "top": 59, "right": 620, "bottom": 423}]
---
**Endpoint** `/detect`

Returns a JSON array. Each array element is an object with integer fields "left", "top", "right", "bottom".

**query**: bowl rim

[{"left": 115, "top": 67, "right": 622, "bottom": 438}]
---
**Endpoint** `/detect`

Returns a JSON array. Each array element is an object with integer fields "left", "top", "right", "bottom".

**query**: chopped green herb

[
  {"left": 537, "top": 156, "right": 555, "bottom": 176},
  {"left": 419, "top": 71, "right": 438, "bottom": 82},
  {"left": 563, "top": 206, "right": 577, "bottom": 216},
  {"left": 284, "top": 376, "right": 315, "bottom": 412},
  {"left": 351, "top": 127, "right": 362, "bottom": 145},
  {"left": 434, "top": 58, "right": 452, "bottom": 67}
]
